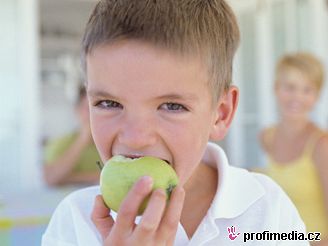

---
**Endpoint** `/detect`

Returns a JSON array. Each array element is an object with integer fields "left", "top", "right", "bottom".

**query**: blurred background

[{"left": 0, "top": 0, "right": 327, "bottom": 245}]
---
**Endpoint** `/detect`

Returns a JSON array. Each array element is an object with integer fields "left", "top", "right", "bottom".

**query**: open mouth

[{"left": 114, "top": 155, "right": 171, "bottom": 165}]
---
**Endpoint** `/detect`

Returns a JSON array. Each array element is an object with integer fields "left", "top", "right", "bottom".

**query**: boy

[{"left": 42, "top": 0, "right": 308, "bottom": 245}]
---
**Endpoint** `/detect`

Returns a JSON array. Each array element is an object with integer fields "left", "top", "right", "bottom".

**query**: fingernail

[
  {"left": 140, "top": 176, "right": 153, "bottom": 188},
  {"left": 154, "top": 188, "right": 166, "bottom": 196}
]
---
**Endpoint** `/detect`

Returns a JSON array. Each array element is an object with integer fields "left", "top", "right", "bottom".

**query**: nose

[
  {"left": 117, "top": 113, "right": 157, "bottom": 150},
  {"left": 293, "top": 89, "right": 306, "bottom": 102}
]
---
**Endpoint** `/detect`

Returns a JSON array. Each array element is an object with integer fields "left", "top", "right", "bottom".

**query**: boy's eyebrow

[
  {"left": 155, "top": 93, "right": 199, "bottom": 102},
  {"left": 88, "top": 89, "right": 199, "bottom": 102},
  {"left": 87, "top": 89, "right": 115, "bottom": 99}
]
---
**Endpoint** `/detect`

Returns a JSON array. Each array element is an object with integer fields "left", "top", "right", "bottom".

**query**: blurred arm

[
  {"left": 313, "top": 134, "right": 328, "bottom": 244},
  {"left": 57, "top": 171, "right": 100, "bottom": 186},
  {"left": 43, "top": 131, "right": 92, "bottom": 186}
]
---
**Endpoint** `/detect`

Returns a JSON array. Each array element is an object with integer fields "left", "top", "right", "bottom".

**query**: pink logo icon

[{"left": 227, "top": 226, "right": 241, "bottom": 241}]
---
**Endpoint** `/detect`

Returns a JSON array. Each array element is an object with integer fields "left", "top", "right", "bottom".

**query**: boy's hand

[{"left": 91, "top": 177, "right": 185, "bottom": 246}]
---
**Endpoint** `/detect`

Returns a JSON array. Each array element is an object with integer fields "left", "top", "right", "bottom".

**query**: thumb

[{"left": 91, "top": 195, "right": 114, "bottom": 240}]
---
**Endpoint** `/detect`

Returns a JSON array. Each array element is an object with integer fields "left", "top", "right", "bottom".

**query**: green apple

[{"left": 100, "top": 155, "right": 179, "bottom": 215}]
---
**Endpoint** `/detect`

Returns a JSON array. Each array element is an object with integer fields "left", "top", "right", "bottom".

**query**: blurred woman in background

[{"left": 259, "top": 52, "right": 328, "bottom": 245}]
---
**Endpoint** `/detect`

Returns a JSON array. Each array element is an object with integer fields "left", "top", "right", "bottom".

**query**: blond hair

[
  {"left": 275, "top": 52, "right": 325, "bottom": 91},
  {"left": 81, "top": 0, "right": 240, "bottom": 101}
]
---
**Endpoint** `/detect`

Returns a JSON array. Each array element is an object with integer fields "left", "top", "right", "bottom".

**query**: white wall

[{"left": 0, "top": 0, "right": 41, "bottom": 193}]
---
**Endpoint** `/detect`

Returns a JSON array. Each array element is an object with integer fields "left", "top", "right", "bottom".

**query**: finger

[
  {"left": 91, "top": 195, "right": 115, "bottom": 240},
  {"left": 158, "top": 185, "right": 185, "bottom": 244},
  {"left": 112, "top": 176, "right": 153, "bottom": 235},
  {"left": 134, "top": 188, "right": 167, "bottom": 238}
]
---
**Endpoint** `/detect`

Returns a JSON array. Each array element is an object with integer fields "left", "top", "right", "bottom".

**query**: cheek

[
  {"left": 276, "top": 92, "right": 290, "bottom": 107},
  {"left": 276, "top": 89, "right": 289, "bottom": 100},
  {"left": 90, "top": 114, "right": 113, "bottom": 161},
  {"left": 173, "top": 140, "right": 208, "bottom": 185},
  {"left": 305, "top": 96, "right": 317, "bottom": 109},
  {"left": 165, "top": 119, "right": 208, "bottom": 149},
  {"left": 166, "top": 119, "right": 211, "bottom": 183}
]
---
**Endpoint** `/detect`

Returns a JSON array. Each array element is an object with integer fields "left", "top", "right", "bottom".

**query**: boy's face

[{"left": 86, "top": 41, "right": 223, "bottom": 186}]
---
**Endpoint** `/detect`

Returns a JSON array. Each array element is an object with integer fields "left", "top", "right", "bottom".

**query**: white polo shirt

[{"left": 42, "top": 142, "right": 309, "bottom": 246}]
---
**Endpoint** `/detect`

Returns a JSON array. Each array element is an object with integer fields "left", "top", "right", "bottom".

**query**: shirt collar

[{"left": 203, "top": 142, "right": 266, "bottom": 220}]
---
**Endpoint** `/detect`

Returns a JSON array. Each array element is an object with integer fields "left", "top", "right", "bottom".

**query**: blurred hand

[{"left": 91, "top": 176, "right": 185, "bottom": 246}]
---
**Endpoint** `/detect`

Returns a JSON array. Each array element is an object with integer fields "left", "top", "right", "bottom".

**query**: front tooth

[{"left": 111, "top": 155, "right": 134, "bottom": 162}]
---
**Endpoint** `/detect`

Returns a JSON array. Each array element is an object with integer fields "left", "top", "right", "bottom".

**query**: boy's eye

[
  {"left": 160, "top": 102, "right": 187, "bottom": 112},
  {"left": 96, "top": 100, "right": 123, "bottom": 109}
]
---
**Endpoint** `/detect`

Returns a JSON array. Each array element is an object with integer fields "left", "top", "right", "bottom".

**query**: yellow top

[
  {"left": 264, "top": 130, "right": 328, "bottom": 237},
  {"left": 44, "top": 132, "right": 100, "bottom": 173}
]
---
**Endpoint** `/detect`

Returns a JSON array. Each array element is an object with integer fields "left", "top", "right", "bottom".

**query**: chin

[{"left": 283, "top": 112, "right": 307, "bottom": 121}]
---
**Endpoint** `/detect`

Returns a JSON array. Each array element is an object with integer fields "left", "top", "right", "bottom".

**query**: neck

[
  {"left": 278, "top": 117, "right": 312, "bottom": 135},
  {"left": 183, "top": 162, "right": 217, "bottom": 196},
  {"left": 180, "top": 162, "right": 218, "bottom": 238}
]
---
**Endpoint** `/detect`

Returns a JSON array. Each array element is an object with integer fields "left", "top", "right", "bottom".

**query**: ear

[{"left": 209, "top": 86, "right": 239, "bottom": 141}]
